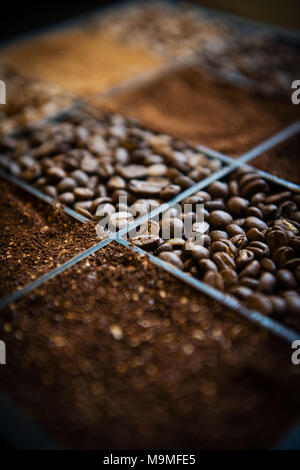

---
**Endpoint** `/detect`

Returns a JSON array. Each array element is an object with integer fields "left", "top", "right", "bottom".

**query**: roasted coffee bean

[
  {"left": 207, "top": 181, "right": 229, "bottom": 199},
  {"left": 276, "top": 201, "right": 297, "bottom": 218},
  {"left": 209, "top": 210, "right": 233, "bottom": 229},
  {"left": 244, "top": 217, "right": 268, "bottom": 232},
  {"left": 71, "top": 169, "right": 89, "bottom": 186},
  {"left": 189, "top": 246, "right": 210, "bottom": 261},
  {"left": 230, "top": 234, "right": 248, "bottom": 249},
  {"left": 212, "top": 252, "right": 236, "bottom": 271},
  {"left": 239, "top": 260, "right": 260, "bottom": 278},
  {"left": 194, "top": 191, "right": 211, "bottom": 202},
  {"left": 220, "top": 269, "right": 238, "bottom": 289},
  {"left": 210, "top": 230, "right": 228, "bottom": 242},
  {"left": 75, "top": 207, "right": 93, "bottom": 219},
  {"left": 203, "top": 271, "right": 224, "bottom": 291},
  {"left": 248, "top": 241, "right": 270, "bottom": 258},
  {"left": 198, "top": 259, "right": 218, "bottom": 275},
  {"left": 236, "top": 249, "right": 255, "bottom": 270},
  {"left": 266, "top": 191, "right": 292, "bottom": 205},
  {"left": 46, "top": 166, "right": 66, "bottom": 182},
  {"left": 147, "top": 163, "right": 168, "bottom": 177},
  {"left": 58, "top": 192, "right": 75, "bottom": 205},
  {"left": 174, "top": 175, "right": 195, "bottom": 189},
  {"left": 260, "top": 258, "right": 276, "bottom": 273},
  {"left": 246, "top": 206, "right": 263, "bottom": 219},
  {"left": 263, "top": 204, "right": 277, "bottom": 219},
  {"left": 289, "top": 236, "right": 300, "bottom": 255},
  {"left": 128, "top": 180, "right": 162, "bottom": 197},
  {"left": 74, "top": 201, "right": 92, "bottom": 211},
  {"left": 22, "top": 165, "right": 42, "bottom": 181},
  {"left": 272, "top": 246, "right": 294, "bottom": 267},
  {"left": 211, "top": 240, "right": 236, "bottom": 257},
  {"left": 112, "top": 190, "right": 133, "bottom": 205},
  {"left": 160, "top": 217, "right": 183, "bottom": 238},
  {"left": 81, "top": 154, "right": 98, "bottom": 173},
  {"left": 283, "top": 258, "right": 300, "bottom": 272},
  {"left": 251, "top": 192, "right": 266, "bottom": 206},
  {"left": 285, "top": 294, "right": 300, "bottom": 315},
  {"left": 257, "top": 272, "right": 276, "bottom": 294},
  {"left": 247, "top": 228, "right": 265, "bottom": 242},
  {"left": 276, "top": 269, "right": 297, "bottom": 289},
  {"left": 226, "top": 224, "right": 245, "bottom": 237},
  {"left": 107, "top": 211, "right": 134, "bottom": 231},
  {"left": 157, "top": 242, "right": 172, "bottom": 253},
  {"left": 57, "top": 177, "right": 77, "bottom": 193},
  {"left": 233, "top": 218, "right": 246, "bottom": 227},
  {"left": 160, "top": 184, "right": 181, "bottom": 201},
  {"left": 94, "top": 203, "right": 116, "bottom": 222},
  {"left": 229, "top": 180, "right": 239, "bottom": 197},
  {"left": 167, "top": 238, "right": 185, "bottom": 248},
  {"left": 130, "top": 234, "right": 160, "bottom": 251},
  {"left": 245, "top": 293, "right": 273, "bottom": 315},
  {"left": 229, "top": 286, "right": 252, "bottom": 300},
  {"left": 158, "top": 252, "right": 184, "bottom": 270},
  {"left": 205, "top": 200, "right": 225, "bottom": 212},
  {"left": 74, "top": 187, "right": 94, "bottom": 200},
  {"left": 240, "top": 277, "right": 259, "bottom": 289},
  {"left": 90, "top": 197, "right": 113, "bottom": 212},
  {"left": 241, "top": 178, "right": 269, "bottom": 198},
  {"left": 192, "top": 222, "right": 210, "bottom": 235},
  {"left": 43, "top": 185, "right": 57, "bottom": 199},
  {"left": 227, "top": 196, "right": 249, "bottom": 218},
  {"left": 120, "top": 165, "right": 147, "bottom": 179},
  {"left": 107, "top": 176, "right": 126, "bottom": 191},
  {"left": 269, "top": 296, "right": 287, "bottom": 316}
]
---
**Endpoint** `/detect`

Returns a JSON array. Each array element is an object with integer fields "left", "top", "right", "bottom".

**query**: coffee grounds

[
  {"left": 1, "top": 28, "right": 164, "bottom": 96},
  {"left": 100, "top": 65, "right": 299, "bottom": 156},
  {"left": 251, "top": 133, "right": 300, "bottom": 185},
  {"left": 1, "top": 242, "right": 300, "bottom": 449},
  {"left": 0, "top": 178, "right": 99, "bottom": 297}
]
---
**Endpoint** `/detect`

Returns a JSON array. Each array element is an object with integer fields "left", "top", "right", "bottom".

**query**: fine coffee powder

[
  {"left": 101, "top": 65, "right": 299, "bottom": 156},
  {"left": 0, "top": 178, "right": 99, "bottom": 297},
  {"left": 1, "top": 28, "right": 164, "bottom": 95},
  {"left": 1, "top": 242, "right": 300, "bottom": 449},
  {"left": 251, "top": 133, "right": 300, "bottom": 185}
]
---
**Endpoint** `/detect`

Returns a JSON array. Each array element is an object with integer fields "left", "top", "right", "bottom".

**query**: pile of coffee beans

[
  {"left": 0, "top": 65, "right": 75, "bottom": 135},
  {"left": 0, "top": 106, "right": 223, "bottom": 226},
  {"left": 131, "top": 166, "right": 300, "bottom": 320}
]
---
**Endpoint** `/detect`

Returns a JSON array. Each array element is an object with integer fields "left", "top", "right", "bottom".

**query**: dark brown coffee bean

[
  {"left": 147, "top": 163, "right": 168, "bottom": 177},
  {"left": 276, "top": 269, "right": 297, "bottom": 289},
  {"left": 230, "top": 234, "right": 248, "bottom": 249},
  {"left": 189, "top": 246, "right": 210, "bottom": 261},
  {"left": 269, "top": 296, "right": 287, "bottom": 316},
  {"left": 58, "top": 192, "right": 75, "bottom": 205},
  {"left": 74, "top": 187, "right": 94, "bottom": 200},
  {"left": 209, "top": 210, "right": 233, "bottom": 229},
  {"left": 272, "top": 246, "right": 295, "bottom": 267},
  {"left": 245, "top": 292, "right": 273, "bottom": 315},
  {"left": 107, "top": 176, "right": 126, "bottom": 191},
  {"left": 194, "top": 191, "right": 211, "bottom": 202},
  {"left": 174, "top": 175, "right": 195, "bottom": 189},
  {"left": 212, "top": 252, "right": 235, "bottom": 271},
  {"left": 203, "top": 271, "right": 224, "bottom": 291},
  {"left": 239, "top": 260, "right": 260, "bottom": 278},
  {"left": 81, "top": 154, "right": 98, "bottom": 173},
  {"left": 74, "top": 201, "right": 92, "bottom": 211},
  {"left": 94, "top": 203, "right": 116, "bottom": 222},
  {"left": 285, "top": 294, "right": 300, "bottom": 315},
  {"left": 198, "top": 259, "right": 218, "bottom": 275},
  {"left": 22, "top": 165, "right": 42, "bottom": 182},
  {"left": 107, "top": 211, "right": 133, "bottom": 231},
  {"left": 227, "top": 197, "right": 249, "bottom": 218},
  {"left": 158, "top": 252, "right": 184, "bottom": 270},
  {"left": 244, "top": 217, "right": 268, "bottom": 232},
  {"left": 220, "top": 269, "right": 238, "bottom": 289},
  {"left": 257, "top": 272, "right": 276, "bottom": 294},
  {"left": 229, "top": 286, "right": 252, "bottom": 299},
  {"left": 98, "top": 163, "right": 114, "bottom": 180},
  {"left": 160, "top": 184, "right": 181, "bottom": 201},
  {"left": 46, "top": 166, "right": 66, "bottom": 182},
  {"left": 120, "top": 165, "right": 147, "bottom": 179},
  {"left": 71, "top": 169, "right": 89, "bottom": 186},
  {"left": 289, "top": 236, "right": 300, "bottom": 255},
  {"left": 248, "top": 241, "right": 270, "bottom": 258},
  {"left": 157, "top": 242, "right": 172, "bottom": 253},
  {"left": 130, "top": 234, "right": 160, "bottom": 251},
  {"left": 251, "top": 192, "right": 266, "bottom": 206},
  {"left": 236, "top": 250, "right": 255, "bottom": 270},
  {"left": 263, "top": 204, "right": 277, "bottom": 219},
  {"left": 167, "top": 238, "right": 185, "bottom": 248},
  {"left": 207, "top": 181, "right": 229, "bottom": 199},
  {"left": 266, "top": 191, "right": 292, "bottom": 205},
  {"left": 43, "top": 185, "right": 57, "bottom": 199},
  {"left": 128, "top": 180, "right": 161, "bottom": 197},
  {"left": 205, "top": 200, "right": 225, "bottom": 212},
  {"left": 246, "top": 206, "right": 263, "bottom": 219},
  {"left": 229, "top": 180, "right": 239, "bottom": 197},
  {"left": 282, "top": 258, "right": 300, "bottom": 272},
  {"left": 210, "top": 230, "right": 228, "bottom": 242},
  {"left": 241, "top": 178, "right": 269, "bottom": 198},
  {"left": 260, "top": 258, "right": 276, "bottom": 273},
  {"left": 211, "top": 240, "right": 236, "bottom": 257},
  {"left": 240, "top": 277, "right": 259, "bottom": 289},
  {"left": 90, "top": 197, "right": 113, "bottom": 212},
  {"left": 57, "top": 177, "right": 76, "bottom": 193},
  {"left": 276, "top": 201, "right": 297, "bottom": 219},
  {"left": 112, "top": 189, "right": 133, "bottom": 205},
  {"left": 226, "top": 224, "right": 245, "bottom": 237},
  {"left": 246, "top": 227, "right": 265, "bottom": 243}
]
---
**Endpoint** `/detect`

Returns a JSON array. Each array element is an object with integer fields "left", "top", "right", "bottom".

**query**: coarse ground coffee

[
  {"left": 1, "top": 28, "right": 164, "bottom": 96},
  {"left": 100, "top": 65, "right": 299, "bottom": 156},
  {"left": 0, "top": 178, "right": 99, "bottom": 297},
  {"left": 1, "top": 242, "right": 300, "bottom": 449},
  {"left": 251, "top": 133, "right": 300, "bottom": 186}
]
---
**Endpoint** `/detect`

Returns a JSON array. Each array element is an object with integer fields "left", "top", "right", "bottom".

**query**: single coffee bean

[
  {"left": 74, "top": 201, "right": 92, "bottom": 211},
  {"left": 209, "top": 210, "right": 233, "bottom": 229},
  {"left": 248, "top": 241, "right": 270, "bottom": 258},
  {"left": 263, "top": 205, "right": 277, "bottom": 219},
  {"left": 147, "top": 163, "right": 168, "bottom": 177},
  {"left": 106, "top": 211, "right": 134, "bottom": 231},
  {"left": 251, "top": 192, "right": 266, "bottom": 206},
  {"left": 260, "top": 258, "right": 276, "bottom": 273},
  {"left": 71, "top": 169, "right": 89, "bottom": 186},
  {"left": 198, "top": 259, "right": 218, "bottom": 275},
  {"left": 236, "top": 249, "right": 255, "bottom": 270},
  {"left": 157, "top": 242, "right": 172, "bottom": 253},
  {"left": 240, "top": 277, "right": 259, "bottom": 289},
  {"left": 46, "top": 166, "right": 66, "bottom": 182},
  {"left": 285, "top": 294, "right": 300, "bottom": 315},
  {"left": 211, "top": 240, "right": 236, "bottom": 257},
  {"left": 226, "top": 224, "right": 245, "bottom": 237},
  {"left": 107, "top": 176, "right": 126, "bottom": 191},
  {"left": 57, "top": 177, "right": 77, "bottom": 193},
  {"left": 229, "top": 286, "right": 252, "bottom": 300},
  {"left": 160, "top": 184, "right": 181, "bottom": 201},
  {"left": 239, "top": 260, "right": 260, "bottom": 278},
  {"left": 276, "top": 269, "right": 297, "bottom": 289},
  {"left": 203, "top": 271, "right": 225, "bottom": 291},
  {"left": 43, "top": 185, "right": 57, "bottom": 199},
  {"left": 272, "top": 246, "right": 294, "bottom": 267},
  {"left": 166, "top": 238, "right": 185, "bottom": 248},
  {"left": 289, "top": 236, "right": 300, "bottom": 255},
  {"left": 128, "top": 180, "right": 162, "bottom": 197},
  {"left": 120, "top": 165, "right": 147, "bottom": 179},
  {"left": 241, "top": 178, "right": 269, "bottom": 198},
  {"left": 257, "top": 272, "right": 276, "bottom": 294},
  {"left": 210, "top": 230, "right": 228, "bottom": 242},
  {"left": 266, "top": 191, "right": 292, "bottom": 205},
  {"left": 269, "top": 296, "right": 287, "bottom": 317},
  {"left": 230, "top": 234, "right": 248, "bottom": 249},
  {"left": 75, "top": 207, "right": 93, "bottom": 219},
  {"left": 158, "top": 252, "right": 184, "bottom": 270},
  {"left": 90, "top": 197, "right": 113, "bottom": 212},
  {"left": 212, "top": 252, "right": 236, "bottom": 270},
  {"left": 282, "top": 258, "right": 300, "bottom": 272},
  {"left": 194, "top": 191, "right": 211, "bottom": 202},
  {"left": 74, "top": 187, "right": 94, "bottom": 200},
  {"left": 189, "top": 246, "right": 210, "bottom": 261},
  {"left": 246, "top": 206, "right": 263, "bottom": 219},
  {"left": 220, "top": 269, "right": 238, "bottom": 289},
  {"left": 81, "top": 154, "right": 99, "bottom": 173},
  {"left": 205, "top": 200, "right": 225, "bottom": 212},
  {"left": 58, "top": 192, "right": 75, "bottom": 205},
  {"left": 247, "top": 227, "right": 265, "bottom": 242},
  {"left": 130, "top": 234, "right": 160, "bottom": 251},
  {"left": 227, "top": 197, "right": 249, "bottom": 218},
  {"left": 174, "top": 175, "right": 195, "bottom": 189},
  {"left": 244, "top": 216, "right": 268, "bottom": 232},
  {"left": 266, "top": 227, "right": 288, "bottom": 251},
  {"left": 207, "top": 181, "right": 229, "bottom": 199},
  {"left": 245, "top": 292, "right": 273, "bottom": 315},
  {"left": 229, "top": 180, "right": 239, "bottom": 197}
]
